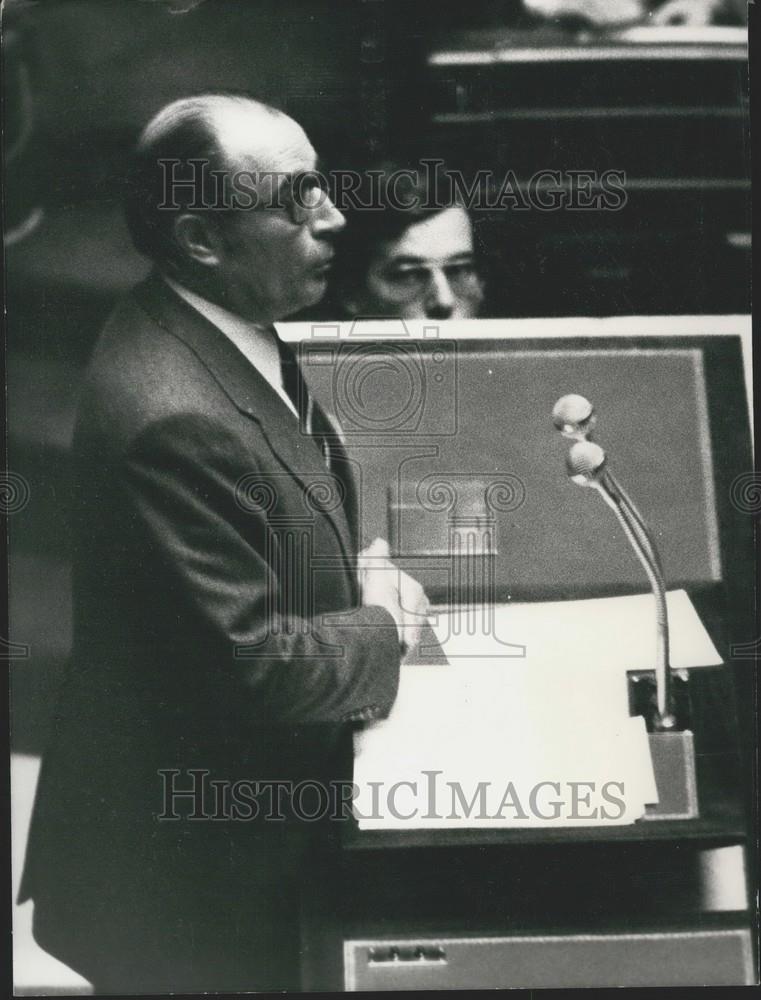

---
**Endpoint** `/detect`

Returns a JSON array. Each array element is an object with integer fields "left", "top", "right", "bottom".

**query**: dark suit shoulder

[{"left": 76, "top": 286, "right": 247, "bottom": 457}]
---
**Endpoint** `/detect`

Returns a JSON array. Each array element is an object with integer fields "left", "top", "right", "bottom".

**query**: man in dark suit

[{"left": 19, "top": 94, "right": 428, "bottom": 993}]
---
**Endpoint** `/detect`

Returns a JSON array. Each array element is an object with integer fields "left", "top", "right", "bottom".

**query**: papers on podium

[
  {"left": 353, "top": 590, "right": 720, "bottom": 830},
  {"left": 425, "top": 588, "right": 722, "bottom": 669}
]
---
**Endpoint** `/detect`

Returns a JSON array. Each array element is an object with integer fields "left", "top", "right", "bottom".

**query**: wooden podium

[
  {"left": 294, "top": 323, "right": 755, "bottom": 989},
  {"left": 299, "top": 632, "right": 755, "bottom": 989}
]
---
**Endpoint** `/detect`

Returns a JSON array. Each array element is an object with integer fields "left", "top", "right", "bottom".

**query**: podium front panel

[{"left": 344, "top": 928, "right": 754, "bottom": 989}]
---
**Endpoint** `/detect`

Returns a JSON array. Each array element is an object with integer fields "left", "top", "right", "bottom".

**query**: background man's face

[
  {"left": 356, "top": 206, "right": 484, "bottom": 320},
  {"left": 215, "top": 116, "right": 345, "bottom": 321}
]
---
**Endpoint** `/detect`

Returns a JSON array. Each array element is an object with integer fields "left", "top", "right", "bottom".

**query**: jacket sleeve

[{"left": 122, "top": 412, "right": 401, "bottom": 724}]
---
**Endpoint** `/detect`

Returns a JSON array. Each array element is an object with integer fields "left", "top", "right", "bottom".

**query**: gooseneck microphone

[
  {"left": 555, "top": 392, "right": 662, "bottom": 575},
  {"left": 568, "top": 437, "right": 664, "bottom": 578},
  {"left": 557, "top": 408, "right": 676, "bottom": 731}
]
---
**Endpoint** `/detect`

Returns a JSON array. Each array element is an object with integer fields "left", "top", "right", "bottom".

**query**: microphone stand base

[
  {"left": 627, "top": 669, "right": 699, "bottom": 819},
  {"left": 642, "top": 730, "right": 699, "bottom": 821},
  {"left": 628, "top": 668, "right": 692, "bottom": 731}
]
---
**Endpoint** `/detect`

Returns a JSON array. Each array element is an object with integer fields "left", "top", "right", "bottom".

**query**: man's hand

[
  {"left": 524, "top": 0, "right": 645, "bottom": 27},
  {"left": 358, "top": 538, "right": 430, "bottom": 655},
  {"left": 650, "top": 0, "right": 721, "bottom": 26}
]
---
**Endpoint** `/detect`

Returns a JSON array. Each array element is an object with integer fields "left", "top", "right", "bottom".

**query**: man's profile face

[
  {"left": 213, "top": 113, "right": 345, "bottom": 322},
  {"left": 352, "top": 206, "right": 484, "bottom": 320}
]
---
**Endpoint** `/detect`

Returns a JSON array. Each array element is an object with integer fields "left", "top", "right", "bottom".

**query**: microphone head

[
  {"left": 567, "top": 441, "right": 607, "bottom": 486},
  {"left": 552, "top": 394, "right": 596, "bottom": 440}
]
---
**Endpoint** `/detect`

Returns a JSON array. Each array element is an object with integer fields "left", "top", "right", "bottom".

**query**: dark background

[
  {"left": 4, "top": 0, "right": 752, "bottom": 755},
  {"left": 5, "top": 0, "right": 751, "bottom": 319}
]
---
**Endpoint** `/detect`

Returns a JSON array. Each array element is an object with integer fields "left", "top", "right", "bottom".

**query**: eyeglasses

[
  {"left": 374, "top": 259, "right": 484, "bottom": 303},
  {"left": 276, "top": 171, "right": 331, "bottom": 225}
]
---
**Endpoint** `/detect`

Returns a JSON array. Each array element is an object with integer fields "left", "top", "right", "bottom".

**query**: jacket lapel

[{"left": 133, "top": 272, "right": 356, "bottom": 568}]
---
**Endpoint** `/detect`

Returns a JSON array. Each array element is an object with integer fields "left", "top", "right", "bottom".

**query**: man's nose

[
  {"left": 313, "top": 194, "right": 346, "bottom": 235},
  {"left": 426, "top": 268, "right": 456, "bottom": 317}
]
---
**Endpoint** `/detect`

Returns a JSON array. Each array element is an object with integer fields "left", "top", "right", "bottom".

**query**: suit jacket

[{"left": 19, "top": 272, "right": 401, "bottom": 992}]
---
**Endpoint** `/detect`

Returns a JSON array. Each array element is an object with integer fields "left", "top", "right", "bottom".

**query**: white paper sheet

[
  {"left": 353, "top": 665, "right": 656, "bottom": 829},
  {"left": 353, "top": 590, "right": 717, "bottom": 830},
  {"left": 428, "top": 589, "right": 721, "bottom": 671}
]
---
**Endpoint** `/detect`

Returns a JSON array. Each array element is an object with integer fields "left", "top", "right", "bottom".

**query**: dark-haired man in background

[
  {"left": 327, "top": 161, "right": 485, "bottom": 321},
  {"left": 19, "top": 94, "right": 429, "bottom": 993}
]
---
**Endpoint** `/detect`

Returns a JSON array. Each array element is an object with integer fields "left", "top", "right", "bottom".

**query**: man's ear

[{"left": 172, "top": 212, "right": 222, "bottom": 267}]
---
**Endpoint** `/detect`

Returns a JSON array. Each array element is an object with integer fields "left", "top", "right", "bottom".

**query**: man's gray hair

[{"left": 124, "top": 93, "right": 284, "bottom": 270}]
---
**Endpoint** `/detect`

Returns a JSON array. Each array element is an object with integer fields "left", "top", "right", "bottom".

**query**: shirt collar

[{"left": 162, "top": 275, "right": 297, "bottom": 417}]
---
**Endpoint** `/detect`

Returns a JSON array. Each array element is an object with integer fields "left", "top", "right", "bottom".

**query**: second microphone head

[{"left": 567, "top": 440, "right": 607, "bottom": 486}]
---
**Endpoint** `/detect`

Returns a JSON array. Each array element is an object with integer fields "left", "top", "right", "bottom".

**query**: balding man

[{"left": 19, "top": 94, "right": 427, "bottom": 993}]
